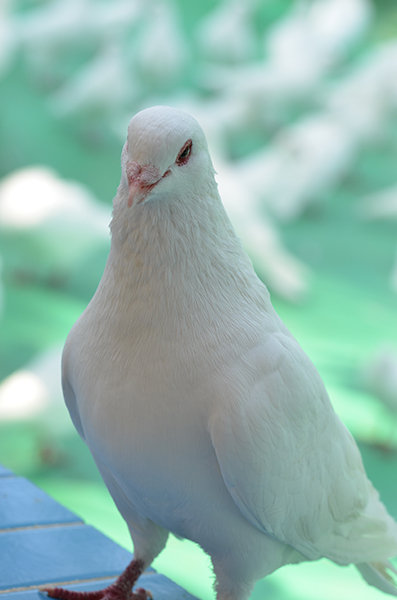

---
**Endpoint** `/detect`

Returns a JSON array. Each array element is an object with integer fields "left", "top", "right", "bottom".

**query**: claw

[
  {"left": 132, "top": 589, "right": 152, "bottom": 600},
  {"left": 41, "top": 588, "right": 104, "bottom": 600},
  {"left": 37, "top": 559, "right": 146, "bottom": 600}
]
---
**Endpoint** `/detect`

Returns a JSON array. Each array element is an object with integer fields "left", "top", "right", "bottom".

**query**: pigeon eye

[{"left": 176, "top": 139, "right": 192, "bottom": 166}]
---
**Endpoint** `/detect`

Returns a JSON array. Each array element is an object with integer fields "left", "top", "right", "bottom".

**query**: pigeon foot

[{"left": 41, "top": 559, "right": 151, "bottom": 600}]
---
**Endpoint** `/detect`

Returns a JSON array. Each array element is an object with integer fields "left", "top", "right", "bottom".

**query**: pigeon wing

[{"left": 209, "top": 331, "right": 397, "bottom": 564}]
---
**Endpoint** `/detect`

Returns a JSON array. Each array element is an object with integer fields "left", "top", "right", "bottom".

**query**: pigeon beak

[
  {"left": 127, "top": 179, "right": 147, "bottom": 208},
  {"left": 126, "top": 161, "right": 163, "bottom": 207}
]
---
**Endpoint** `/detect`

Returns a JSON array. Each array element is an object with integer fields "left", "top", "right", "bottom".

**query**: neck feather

[{"left": 98, "top": 186, "right": 269, "bottom": 331}]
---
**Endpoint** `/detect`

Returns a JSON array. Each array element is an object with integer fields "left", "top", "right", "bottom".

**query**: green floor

[{"left": 1, "top": 1, "right": 397, "bottom": 599}]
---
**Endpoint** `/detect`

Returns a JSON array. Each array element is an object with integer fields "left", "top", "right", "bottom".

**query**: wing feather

[{"left": 209, "top": 331, "right": 397, "bottom": 564}]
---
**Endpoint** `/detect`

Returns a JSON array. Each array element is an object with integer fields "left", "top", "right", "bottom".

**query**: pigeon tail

[
  {"left": 317, "top": 481, "right": 397, "bottom": 568},
  {"left": 356, "top": 562, "right": 397, "bottom": 597}
]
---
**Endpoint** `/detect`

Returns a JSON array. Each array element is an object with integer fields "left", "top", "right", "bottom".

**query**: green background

[{"left": 0, "top": 1, "right": 396, "bottom": 599}]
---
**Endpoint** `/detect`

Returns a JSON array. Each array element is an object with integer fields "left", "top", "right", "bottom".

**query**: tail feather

[{"left": 356, "top": 562, "right": 397, "bottom": 597}]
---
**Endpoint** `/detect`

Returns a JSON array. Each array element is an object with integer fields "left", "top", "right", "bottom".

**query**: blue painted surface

[
  {"left": 0, "top": 477, "right": 81, "bottom": 529},
  {"left": 0, "top": 572, "right": 195, "bottom": 600},
  {"left": 0, "top": 524, "right": 132, "bottom": 590},
  {"left": 0, "top": 465, "right": 197, "bottom": 599},
  {"left": 0, "top": 464, "right": 12, "bottom": 476}
]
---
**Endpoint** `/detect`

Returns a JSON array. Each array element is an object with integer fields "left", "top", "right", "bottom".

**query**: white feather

[
  {"left": 361, "top": 347, "right": 397, "bottom": 417},
  {"left": 136, "top": 0, "right": 187, "bottom": 85},
  {"left": 215, "top": 156, "right": 310, "bottom": 301},
  {"left": 392, "top": 251, "right": 397, "bottom": 294},
  {"left": 0, "top": 0, "right": 15, "bottom": 77},
  {"left": 358, "top": 184, "right": 397, "bottom": 296},
  {"left": 50, "top": 39, "right": 134, "bottom": 121},
  {"left": 360, "top": 185, "right": 397, "bottom": 220},
  {"left": 0, "top": 167, "right": 109, "bottom": 282},
  {"left": 196, "top": 0, "right": 258, "bottom": 63},
  {"left": 0, "top": 346, "right": 70, "bottom": 433}
]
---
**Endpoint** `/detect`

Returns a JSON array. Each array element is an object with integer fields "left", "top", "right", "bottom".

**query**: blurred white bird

[
  {"left": 201, "top": 0, "right": 371, "bottom": 127},
  {"left": 0, "top": 167, "right": 109, "bottom": 283},
  {"left": 362, "top": 347, "right": 397, "bottom": 419},
  {"left": 237, "top": 114, "right": 356, "bottom": 221},
  {"left": 0, "top": 254, "right": 3, "bottom": 318},
  {"left": 215, "top": 155, "right": 310, "bottom": 301},
  {"left": 0, "top": 346, "right": 67, "bottom": 429},
  {"left": 359, "top": 185, "right": 397, "bottom": 220},
  {"left": 263, "top": 0, "right": 326, "bottom": 83},
  {"left": 196, "top": 0, "right": 258, "bottom": 63},
  {"left": 361, "top": 347, "right": 397, "bottom": 449},
  {"left": 0, "top": 0, "right": 15, "bottom": 77},
  {"left": 0, "top": 167, "right": 108, "bottom": 233},
  {"left": 199, "top": 1, "right": 326, "bottom": 121},
  {"left": 17, "top": 0, "right": 93, "bottom": 46},
  {"left": 50, "top": 38, "right": 135, "bottom": 130},
  {"left": 266, "top": 0, "right": 371, "bottom": 69},
  {"left": 326, "top": 41, "right": 397, "bottom": 142},
  {"left": 306, "top": 0, "right": 372, "bottom": 64},
  {"left": 15, "top": 0, "right": 142, "bottom": 86},
  {"left": 391, "top": 250, "right": 397, "bottom": 294},
  {"left": 45, "top": 106, "right": 397, "bottom": 600},
  {"left": 358, "top": 184, "right": 397, "bottom": 295},
  {"left": 136, "top": 0, "right": 187, "bottom": 86},
  {"left": 15, "top": 0, "right": 94, "bottom": 84},
  {"left": 274, "top": 114, "right": 357, "bottom": 219},
  {"left": 0, "top": 346, "right": 73, "bottom": 467},
  {"left": 93, "top": 0, "right": 143, "bottom": 34}
]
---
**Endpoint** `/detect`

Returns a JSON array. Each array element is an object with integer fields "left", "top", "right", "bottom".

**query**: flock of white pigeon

[{"left": 0, "top": 0, "right": 396, "bottom": 467}]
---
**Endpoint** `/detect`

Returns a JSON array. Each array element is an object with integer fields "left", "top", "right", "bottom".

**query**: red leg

[{"left": 42, "top": 559, "right": 150, "bottom": 600}]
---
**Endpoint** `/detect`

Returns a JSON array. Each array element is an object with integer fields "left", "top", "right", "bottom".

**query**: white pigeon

[
  {"left": 196, "top": 0, "right": 258, "bottom": 63},
  {"left": 0, "top": 166, "right": 109, "bottom": 283},
  {"left": 50, "top": 39, "right": 133, "bottom": 125},
  {"left": 46, "top": 106, "right": 397, "bottom": 600},
  {"left": 325, "top": 41, "right": 397, "bottom": 143},
  {"left": 262, "top": 113, "right": 356, "bottom": 220},
  {"left": 358, "top": 185, "right": 397, "bottom": 295},
  {"left": 0, "top": 254, "right": 3, "bottom": 318},
  {"left": 0, "top": 346, "right": 66, "bottom": 427},
  {"left": 0, "top": 0, "right": 15, "bottom": 78},
  {"left": 361, "top": 347, "right": 397, "bottom": 418},
  {"left": 392, "top": 250, "right": 397, "bottom": 294},
  {"left": 359, "top": 185, "right": 397, "bottom": 220},
  {"left": 136, "top": 0, "right": 187, "bottom": 87},
  {"left": 214, "top": 156, "right": 310, "bottom": 301}
]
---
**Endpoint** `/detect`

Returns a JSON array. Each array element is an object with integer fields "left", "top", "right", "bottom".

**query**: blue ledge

[
  {"left": 0, "top": 572, "right": 194, "bottom": 600},
  {"left": 0, "top": 464, "right": 13, "bottom": 477},
  {"left": 0, "top": 476, "right": 81, "bottom": 529},
  {"left": 0, "top": 524, "right": 133, "bottom": 590},
  {"left": 0, "top": 465, "right": 197, "bottom": 600}
]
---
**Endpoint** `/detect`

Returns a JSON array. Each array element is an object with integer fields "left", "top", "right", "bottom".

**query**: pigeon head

[{"left": 120, "top": 106, "right": 215, "bottom": 208}]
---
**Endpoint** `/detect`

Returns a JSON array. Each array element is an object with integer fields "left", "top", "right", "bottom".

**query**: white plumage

[
  {"left": 59, "top": 106, "right": 397, "bottom": 600},
  {"left": 136, "top": 0, "right": 187, "bottom": 86},
  {"left": 0, "top": 166, "right": 109, "bottom": 282},
  {"left": 257, "top": 114, "right": 356, "bottom": 220},
  {"left": 214, "top": 156, "right": 310, "bottom": 301},
  {"left": 392, "top": 250, "right": 397, "bottom": 294},
  {"left": 196, "top": 0, "right": 258, "bottom": 63},
  {"left": 359, "top": 184, "right": 397, "bottom": 295},
  {"left": 362, "top": 347, "right": 397, "bottom": 418},
  {"left": 50, "top": 39, "right": 134, "bottom": 125},
  {"left": 0, "top": 0, "right": 15, "bottom": 77},
  {"left": 360, "top": 185, "right": 397, "bottom": 220}
]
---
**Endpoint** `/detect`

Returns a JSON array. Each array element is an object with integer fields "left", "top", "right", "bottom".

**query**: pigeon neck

[
  {"left": 104, "top": 189, "right": 266, "bottom": 313},
  {"left": 110, "top": 189, "right": 234, "bottom": 267}
]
